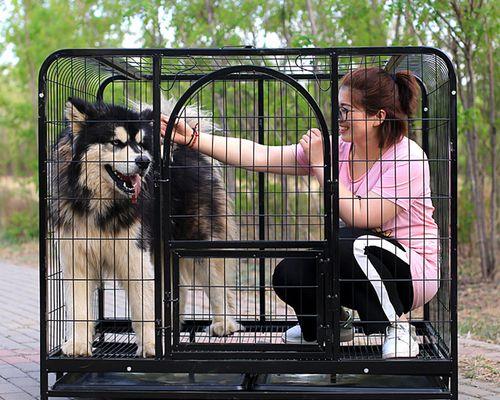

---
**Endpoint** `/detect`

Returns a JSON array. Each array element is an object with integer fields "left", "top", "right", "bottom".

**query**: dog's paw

[
  {"left": 136, "top": 340, "right": 155, "bottom": 357},
  {"left": 207, "top": 318, "right": 244, "bottom": 337},
  {"left": 61, "top": 340, "right": 92, "bottom": 357}
]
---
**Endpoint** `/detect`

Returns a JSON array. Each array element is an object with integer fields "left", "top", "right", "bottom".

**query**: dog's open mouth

[{"left": 104, "top": 165, "right": 142, "bottom": 202}]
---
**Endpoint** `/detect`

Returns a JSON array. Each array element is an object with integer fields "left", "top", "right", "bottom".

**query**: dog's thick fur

[{"left": 49, "top": 97, "right": 241, "bottom": 357}]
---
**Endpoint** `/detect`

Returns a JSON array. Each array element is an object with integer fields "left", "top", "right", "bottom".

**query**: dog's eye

[{"left": 111, "top": 139, "right": 124, "bottom": 147}]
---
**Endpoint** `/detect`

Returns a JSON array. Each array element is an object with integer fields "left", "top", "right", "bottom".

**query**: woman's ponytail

[{"left": 394, "top": 71, "right": 419, "bottom": 117}]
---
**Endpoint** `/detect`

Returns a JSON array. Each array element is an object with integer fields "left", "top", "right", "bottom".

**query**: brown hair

[{"left": 339, "top": 67, "right": 420, "bottom": 148}]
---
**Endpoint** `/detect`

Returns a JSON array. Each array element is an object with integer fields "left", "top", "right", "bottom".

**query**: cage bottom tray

[{"left": 49, "top": 372, "right": 451, "bottom": 399}]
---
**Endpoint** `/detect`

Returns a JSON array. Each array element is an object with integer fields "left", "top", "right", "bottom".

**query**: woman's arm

[
  {"left": 300, "top": 129, "right": 403, "bottom": 229},
  {"left": 161, "top": 115, "right": 309, "bottom": 175},
  {"left": 336, "top": 179, "right": 403, "bottom": 229},
  {"left": 313, "top": 168, "right": 402, "bottom": 228},
  {"left": 196, "top": 133, "right": 309, "bottom": 175}
]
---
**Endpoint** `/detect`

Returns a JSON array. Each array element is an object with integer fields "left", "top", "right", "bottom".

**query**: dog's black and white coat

[{"left": 49, "top": 98, "right": 241, "bottom": 357}]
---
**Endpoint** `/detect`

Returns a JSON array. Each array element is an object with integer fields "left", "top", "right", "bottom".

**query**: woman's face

[{"left": 338, "top": 87, "right": 378, "bottom": 144}]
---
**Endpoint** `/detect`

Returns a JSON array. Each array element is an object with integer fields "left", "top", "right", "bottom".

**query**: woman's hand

[
  {"left": 160, "top": 114, "right": 194, "bottom": 145},
  {"left": 299, "top": 128, "right": 324, "bottom": 174}
]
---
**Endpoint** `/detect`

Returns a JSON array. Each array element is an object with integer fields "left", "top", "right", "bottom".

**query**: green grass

[{"left": 459, "top": 316, "right": 500, "bottom": 344}]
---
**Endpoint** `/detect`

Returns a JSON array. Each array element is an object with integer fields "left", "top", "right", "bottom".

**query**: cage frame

[{"left": 39, "top": 46, "right": 458, "bottom": 399}]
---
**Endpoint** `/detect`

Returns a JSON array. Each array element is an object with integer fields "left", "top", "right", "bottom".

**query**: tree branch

[
  {"left": 432, "top": 6, "right": 467, "bottom": 46},
  {"left": 305, "top": 0, "right": 318, "bottom": 37},
  {"left": 403, "top": 6, "right": 426, "bottom": 44}
]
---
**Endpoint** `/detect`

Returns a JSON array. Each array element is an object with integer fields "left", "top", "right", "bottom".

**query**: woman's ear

[{"left": 372, "top": 109, "right": 386, "bottom": 127}]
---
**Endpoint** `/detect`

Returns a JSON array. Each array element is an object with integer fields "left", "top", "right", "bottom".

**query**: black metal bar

[
  {"left": 448, "top": 55, "right": 459, "bottom": 400},
  {"left": 172, "top": 253, "right": 180, "bottom": 350},
  {"left": 316, "top": 255, "right": 325, "bottom": 350},
  {"left": 257, "top": 79, "right": 266, "bottom": 323},
  {"left": 164, "top": 72, "right": 335, "bottom": 81},
  {"left": 96, "top": 75, "right": 129, "bottom": 101},
  {"left": 330, "top": 51, "right": 340, "bottom": 361},
  {"left": 180, "top": 319, "right": 295, "bottom": 328},
  {"left": 152, "top": 54, "right": 163, "bottom": 358},
  {"left": 48, "top": 384, "right": 453, "bottom": 400},
  {"left": 169, "top": 240, "right": 327, "bottom": 248},
  {"left": 173, "top": 250, "right": 322, "bottom": 258},
  {"left": 415, "top": 76, "right": 431, "bottom": 322},
  {"left": 94, "top": 56, "right": 144, "bottom": 80},
  {"left": 45, "top": 46, "right": 453, "bottom": 59},
  {"left": 38, "top": 53, "right": 49, "bottom": 400},
  {"left": 415, "top": 77, "right": 430, "bottom": 154},
  {"left": 45, "top": 358, "right": 454, "bottom": 375},
  {"left": 162, "top": 86, "right": 173, "bottom": 359},
  {"left": 96, "top": 286, "right": 105, "bottom": 347},
  {"left": 173, "top": 344, "right": 327, "bottom": 355}
]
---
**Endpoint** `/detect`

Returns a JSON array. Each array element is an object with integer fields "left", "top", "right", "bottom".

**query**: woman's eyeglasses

[{"left": 339, "top": 106, "right": 353, "bottom": 122}]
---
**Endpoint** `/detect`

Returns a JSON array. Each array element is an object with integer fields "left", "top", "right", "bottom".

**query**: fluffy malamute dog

[{"left": 49, "top": 97, "right": 241, "bottom": 357}]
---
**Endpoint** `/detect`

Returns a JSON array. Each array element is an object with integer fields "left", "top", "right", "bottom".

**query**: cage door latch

[{"left": 164, "top": 291, "right": 179, "bottom": 303}]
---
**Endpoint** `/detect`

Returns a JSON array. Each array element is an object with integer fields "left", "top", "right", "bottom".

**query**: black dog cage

[{"left": 39, "top": 47, "right": 457, "bottom": 399}]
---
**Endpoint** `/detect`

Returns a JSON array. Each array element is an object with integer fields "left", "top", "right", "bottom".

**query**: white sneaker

[
  {"left": 282, "top": 311, "right": 355, "bottom": 344},
  {"left": 382, "top": 322, "right": 419, "bottom": 359},
  {"left": 282, "top": 324, "right": 317, "bottom": 344}
]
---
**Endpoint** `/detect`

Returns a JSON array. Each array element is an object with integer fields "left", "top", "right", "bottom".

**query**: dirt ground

[{"left": 0, "top": 240, "right": 38, "bottom": 268}]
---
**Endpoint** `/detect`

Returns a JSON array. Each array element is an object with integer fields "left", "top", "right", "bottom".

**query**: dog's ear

[{"left": 65, "top": 98, "right": 92, "bottom": 133}]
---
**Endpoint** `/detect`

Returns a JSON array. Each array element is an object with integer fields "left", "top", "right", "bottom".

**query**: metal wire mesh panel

[
  {"left": 331, "top": 52, "right": 453, "bottom": 361},
  {"left": 162, "top": 78, "right": 327, "bottom": 244},
  {"left": 43, "top": 55, "right": 160, "bottom": 359},
  {"left": 171, "top": 253, "right": 318, "bottom": 348},
  {"left": 40, "top": 48, "right": 456, "bottom": 389}
]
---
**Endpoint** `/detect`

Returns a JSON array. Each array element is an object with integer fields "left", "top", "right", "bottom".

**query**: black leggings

[{"left": 272, "top": 227, "right": 414, "bottom": 341}]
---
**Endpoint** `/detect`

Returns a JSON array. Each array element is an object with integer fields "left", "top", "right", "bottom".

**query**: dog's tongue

[{"left": 131, "top": 174, "right": 142, "bottom": 204}]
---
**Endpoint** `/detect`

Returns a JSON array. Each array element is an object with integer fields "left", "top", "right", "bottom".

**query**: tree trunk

[
  {"left": 305, "top": 0, "right": 318, "bottom": 37},
  {"left": 394, "top": 6, "right": 402, "bottom": 42},
  {"left": 462, "top": 49, "right": 494, "bottom": 281},
  {"left": 485, "top": 32, "right": 497, "bottom": 279}
]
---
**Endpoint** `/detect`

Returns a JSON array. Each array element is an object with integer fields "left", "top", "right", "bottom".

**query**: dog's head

[{"left": 65, "top": 97, "right": 154, "bottom": 202}]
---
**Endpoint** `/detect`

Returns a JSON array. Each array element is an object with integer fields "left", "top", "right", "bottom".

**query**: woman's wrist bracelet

[
  {"left": 186, "top": 123, "right": 199, "bottom": 148},
  {"left": 188, "top": 131, "right": 199, "bottom": 149}
]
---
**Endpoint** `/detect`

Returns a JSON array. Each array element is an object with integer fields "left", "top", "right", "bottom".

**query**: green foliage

[
  {"left": 458, "top": 180, "right": 474, "bottom": 245},
  {"left": 0, "top": 0, "right": 126, "bottom": 176},
  {"left": 3, "top": 207, "right": 38, "bottom": 244}
]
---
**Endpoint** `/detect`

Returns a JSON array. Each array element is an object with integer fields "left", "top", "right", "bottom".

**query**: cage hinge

[
  {"left": 158, "top": 326, "right": 171, "bottom": 331},
  {"left": 164, "top": 292, "right": 179, "bottom": 303},
  {"left": 326, "top": 180, "right": 335, "bottom": 194},
  {"left": 153, "top": 171, "right": 170, "bottom": 187}
]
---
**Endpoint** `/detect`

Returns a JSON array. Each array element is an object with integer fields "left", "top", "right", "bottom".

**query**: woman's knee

[
  {"left": 272, "top": 258, "right": 294, "bottom": 289},
  {"left": 272, "top": 258, "right": 315, "bottom": 289},
  {"left": 272, "top": 259, "right": 292, "bottom": 300}
]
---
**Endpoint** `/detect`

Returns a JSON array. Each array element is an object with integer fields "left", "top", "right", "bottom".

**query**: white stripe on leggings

[{"left": 352, "top": 235, "right": 409, "bottom": 323}]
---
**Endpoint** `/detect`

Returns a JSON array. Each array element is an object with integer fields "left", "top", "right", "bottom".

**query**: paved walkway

[{"left": 0, "top": 261, "right": 498, "bottom": 399}]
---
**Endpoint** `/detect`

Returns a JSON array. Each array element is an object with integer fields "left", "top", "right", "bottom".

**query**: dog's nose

[{"left": 135, "top": 156, "right": 151, "bottom": 170}]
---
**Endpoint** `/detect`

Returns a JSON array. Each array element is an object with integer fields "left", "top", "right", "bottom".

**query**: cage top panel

[{"left": 41, "top": 48, "right": 453, "bottom": 92}]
